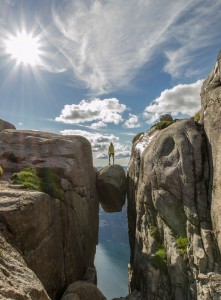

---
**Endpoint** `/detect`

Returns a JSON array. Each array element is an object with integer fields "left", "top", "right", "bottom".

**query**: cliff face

[
  {"left": 0, "top": 223, "right": 50, "bottom": 300},
  {"left": 0, "top": 130, "right": 99, "bottom": 299},
  {"left": 201, "top": 51, "right": 221, "bottom": 255},
  {"left": 127, "top": 51, "right": 221, "bottom": 300}
]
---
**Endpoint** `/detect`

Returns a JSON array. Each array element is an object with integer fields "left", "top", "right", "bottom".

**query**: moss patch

[
  {"left": 0, "top": 166, "right": 3, "bottom": 177},
  {"left": 151, "top": 247, "right": 167, "bottom": 272},
  {"left": 194, "top": 111, "right": 200, "bottom": 122},
  {"left": 11, "top": 168, "right": 41, "bottom": 190},
  {"left": 11, "top": 167, "right": 63, "bottom": 199},
  {"left": 176, "top": 236, "right": 188, "bottom": 258},
  {"left": 132, "top": 132, "right": 144, "bottom": 144},
  {"left": 149, "top": 226, "right": 161, "bottom": 244},
  {"left": 155, "top": 120, "right": 174, "bottom": 130}
]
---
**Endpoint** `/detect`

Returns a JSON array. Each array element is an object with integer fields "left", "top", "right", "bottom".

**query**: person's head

[{"left": 110, "top": 142, "right": 113, "bottom": 146}]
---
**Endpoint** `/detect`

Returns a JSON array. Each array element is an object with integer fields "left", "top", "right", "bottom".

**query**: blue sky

[{"left": 0, "top": 0, "right": 220, "bottom": 166}]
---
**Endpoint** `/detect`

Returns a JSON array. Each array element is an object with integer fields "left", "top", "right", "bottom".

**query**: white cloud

[
  {"left": 90, "top": 121, "right": 107, "bottom": 129},
  {"left": 143, "top": 79, "right": 203, "bottom": 124},
  {"left": 0, "top": 1, "right": 220, "bottom": 95},
  {"left": 60, "top": 129, "right": 131, "bottom": 159},
  {"left": 123, "top": 113, "right": 140, "bottom": 129},
  {"left": 60, "top": 129, "right": 119, "bottom": 152},
  {"left": 96, "top": 142, "right": 131, "bottom": 159},
  {"left": 49, "top": 0, "right": 193, "bottom": 94},
  {"left": 55, "top": 98, "right": 127, "bottom": 126}
]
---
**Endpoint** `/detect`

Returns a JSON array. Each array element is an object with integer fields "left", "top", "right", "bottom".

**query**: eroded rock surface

[
  {"left": 61, "top": 281, "right": 106, "bottom": 300},
  {"left": 0, "top": 224, "right": 50, "bottom": 300},
  {"left": 127, "top": 118, "right": 221, "bottom": 299},
  {"left": 113, "top": 290, "right": 142, "bottom": 300},
  {"left": 0, "top": 119, "right": 15, "bottom": 131},
  {"left": 201, "top": 50, "right": 221, "bottom": 255},
  {"left": 0, "top": 130, "right": 99, "bottom": 299},
  {"left": 97, "top": 165, "right": 126, "bottom": 212}
]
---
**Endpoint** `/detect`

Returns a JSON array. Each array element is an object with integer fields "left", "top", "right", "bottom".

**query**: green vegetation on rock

[
  {"left": 11, "top": 167, "right": 63, "bottom": 199},
  {"left": 0, "top": 166, "right": 3, "bottom": 176},
  {"left": 194, "top": 111, "right": 200, "bottom": 122},
  {"left": 132, "top": 132, "right": 144, "bottom": 144},
  {"left": 11, "top": 168, "right": 41, "bottom": 190},
  {"left": 149, "top": 226, "right": 161, "bottom": 243},
  {"left": 155, "top": 120, "right": 174, "bottom": 130},
  {"left": 176, "top": 236, "right": 188, "bottom": 258},
  {"left": 151, "top": 247, "right": 167, "bottom": 272}
]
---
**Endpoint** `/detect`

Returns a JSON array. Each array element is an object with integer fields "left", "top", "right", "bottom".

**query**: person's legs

[{"left": 109, "top": 154, "right": 111, "bottom": 165}]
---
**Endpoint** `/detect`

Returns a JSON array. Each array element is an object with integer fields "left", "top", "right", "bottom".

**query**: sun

[{"left": 5, "top": 30, "right": 42, "bottom": 66}]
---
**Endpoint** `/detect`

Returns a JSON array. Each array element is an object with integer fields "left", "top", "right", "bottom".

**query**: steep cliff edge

[
  {"left": 0, "top": 222, "right": 50, "bottom": 300},
  {"left": 0, "top": 130, "right": 100, "bottom": 299},
  {"left": 127, "top": 51, "right": 221, "bottom": 300},
  {"left": 201, "top": 50, "right": 221, "bottom": 255},
  {"left": 128, "top": 118, "right": 221, "bottom": 297}
]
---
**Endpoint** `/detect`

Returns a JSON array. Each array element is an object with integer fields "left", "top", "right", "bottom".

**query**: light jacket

[{"left": 108, "top": 145, "right": 115, "bottom": 154}]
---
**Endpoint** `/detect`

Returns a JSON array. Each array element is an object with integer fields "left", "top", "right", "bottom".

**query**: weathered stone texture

[
  {"left": 61, "top": 281, "right": 106, "bottom": 300},
  {"left": 97, "top": 165, "right": 126, "bottom": 212},
  {"left": 0, "top": 224, "right": 50, "bottom": 300},
  {"left": 160, "top": 114, "right": 173, "bottom": 122},
  {"left": 0, "top": 119, "right": 15, "bottom": 131},
  {"left": 127, "top": 119, "right": 220, "bottom": 299},
  {"left": 0, "top": 130, "right": 99, "bottom": 299},
  {"left": 201, "top": 50, "right": 221, "bottom": 255},
  {"left": 113, "top": 290, "right": 142, "bottom": 300}
]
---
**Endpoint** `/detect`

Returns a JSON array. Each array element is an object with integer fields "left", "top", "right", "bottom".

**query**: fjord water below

[
  {"left": 95, "top": 239, "right": 130, "bottom": 300},
  {"left": 95, "top": 205, "right": 130, "bottom": 300}
]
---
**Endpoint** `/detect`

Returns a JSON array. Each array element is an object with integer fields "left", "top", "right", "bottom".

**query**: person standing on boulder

[{"left": 108, "top": 142, "right": 115, "bottom": 165}]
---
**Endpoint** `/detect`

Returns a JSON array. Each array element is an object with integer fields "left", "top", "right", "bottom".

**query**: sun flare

[{"left": 5, "top": 30, "right": 42, "bottom": 66}]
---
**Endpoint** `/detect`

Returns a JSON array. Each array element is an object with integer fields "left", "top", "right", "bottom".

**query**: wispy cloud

[
  {"left": 55, "top": 98, "right": 127, "bottom": 127},
  {"left": 60, "top": 129, "right": 118, "bottom": 152},
  {"left": 50, "top": 0, "right": 195, "bottom": 94},
  {"left": 163, "top": 1, "right": 221, "bottom": 80},
  {"left": 0, "top": 0, "right": 220, "bottom": 95},
  {"left": 143, "top": 79, "right": 203, "bottom": 124},
  {"left": 47, "top": 0, "right": 221, "bottom": 94}
]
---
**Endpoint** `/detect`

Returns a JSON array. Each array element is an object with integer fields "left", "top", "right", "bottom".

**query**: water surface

[{"left": 95, "top": 239, "right": 130, "bottom": 300}]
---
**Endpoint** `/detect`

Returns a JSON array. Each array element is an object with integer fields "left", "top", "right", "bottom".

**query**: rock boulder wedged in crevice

[{"left": 96, "top": 165, "right": 126, "bottom": 212}]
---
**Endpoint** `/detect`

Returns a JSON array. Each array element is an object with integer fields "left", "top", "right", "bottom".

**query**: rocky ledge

[
  {"left": 0, "top": 130, "right": 101, "bottom": 299},
  {"left": 126, "top": 50, "right": 221, "bottom": 300}
]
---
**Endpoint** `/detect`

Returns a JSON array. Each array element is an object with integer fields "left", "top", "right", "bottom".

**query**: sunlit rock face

[
  {"left": 201, "top": 50, "right": 221, "bottom": 254},
  {"left": 0, "top": 130, "right": 99, "bottom": 300},
  {"left": 127, "top": 115, "right": 221, "bottom": 299},
  {"left": 96, "top": 164, "right": 127, "bottom": 212},
  {"left": 0, "top": 224, "right": 50, "bottom": 300}
]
